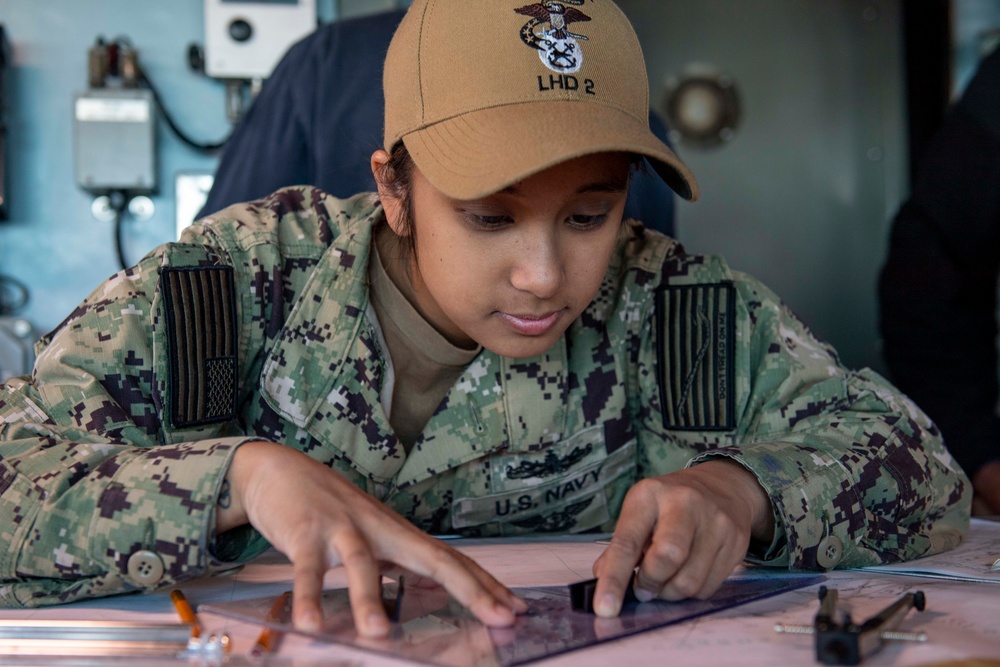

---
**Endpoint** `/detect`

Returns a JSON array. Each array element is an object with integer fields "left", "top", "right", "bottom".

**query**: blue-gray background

[
  {"left": 1, "top": 0, "right": 998, "bottom": 375},
  {"left": 2, "top": 0, "right": 234, "bottom": 336}
]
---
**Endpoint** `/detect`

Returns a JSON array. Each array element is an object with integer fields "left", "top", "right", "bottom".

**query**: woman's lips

[{"left": 497, "top": 310, "right": 562, "bottom": 336}]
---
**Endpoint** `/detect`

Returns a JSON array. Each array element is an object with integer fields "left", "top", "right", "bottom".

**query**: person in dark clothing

[
  {"left": 879, "top": 46, "right": 1000, "bottom": 515},
  {"left": 199, "top": 10, "right": 407, "bottom": 217}
]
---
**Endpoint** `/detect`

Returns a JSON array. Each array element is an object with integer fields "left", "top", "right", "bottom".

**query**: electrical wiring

[
  {"left": 108, "top": 35, "right": 232, "bottom": 153},
  {"left": 137, "top": 66, "right": 231, "bottom": 152}
]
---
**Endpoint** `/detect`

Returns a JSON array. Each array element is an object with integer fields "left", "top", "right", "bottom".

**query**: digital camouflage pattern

[{"left": 0, "top": 187, "right": 970, "bottom": 606}]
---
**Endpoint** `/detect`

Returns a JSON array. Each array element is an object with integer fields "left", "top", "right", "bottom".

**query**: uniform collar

[
  {"left": 394, "top": 339, "right": 569, "bottom": 489},
  {"left": 260, "top": 202, "right": 569, "bottom": 486},
  {"left": 259, "top": 201, "right": 408, "bottom": 480}
]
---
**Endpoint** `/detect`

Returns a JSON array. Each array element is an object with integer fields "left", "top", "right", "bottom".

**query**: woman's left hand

[{"left": 590, "top": 459, "right": 775, "bottom": 617}]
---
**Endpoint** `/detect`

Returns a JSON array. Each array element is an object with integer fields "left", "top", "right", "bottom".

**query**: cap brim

[{"left": 401, "top": 101, "right": 699, "bottom": 202}]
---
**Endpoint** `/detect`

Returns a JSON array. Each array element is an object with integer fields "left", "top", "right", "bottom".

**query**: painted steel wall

[
  {"left": 619, "top": 0, "right": 906, "bottom": 372},
  {"left": 0, "top": 0, "right": 928, "bottom": 375},
  {"left": 0, "top": 0, "right": 231, "bottom": 338}
]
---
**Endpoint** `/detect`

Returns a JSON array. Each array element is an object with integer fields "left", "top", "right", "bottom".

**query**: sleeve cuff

[
  {"left": 83, "top": 437, "right": 250, "bottom": 590},
  {"left": 686, "top": 449, "right": 789, "bottom": 564},
  {"left": 4, "top": 437, "right": 271, "bottom": 607},
  {"left": 688, "top": 443, "right": 853, "bottom": 570}
]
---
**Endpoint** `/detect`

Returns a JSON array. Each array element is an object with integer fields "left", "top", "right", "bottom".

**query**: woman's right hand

[{"left": 216, "top": 441, "right": 527, "bottom": 637}]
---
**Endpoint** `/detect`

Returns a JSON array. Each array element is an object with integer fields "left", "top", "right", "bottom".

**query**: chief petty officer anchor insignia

[{"left": 516, "top": 1, "right": 593, "bottom": 74}]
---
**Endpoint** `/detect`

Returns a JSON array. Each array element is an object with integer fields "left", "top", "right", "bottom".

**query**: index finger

[
  {"left": 591, "top": 500, "right": 656, "bottom": 617},
  {"left": 290, "top": 549, "right": 327, "bottom": 632},
  {"left": 339, "top": 536, "right": 392, "bottom": 638}
]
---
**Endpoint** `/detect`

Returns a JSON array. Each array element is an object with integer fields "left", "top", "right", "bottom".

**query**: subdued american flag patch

[
  {"left": 656, "top": 283, "right": 736, "bottom": 431},
  {"left": 160, "top": 266, "right": 238, "bottom": 428}
]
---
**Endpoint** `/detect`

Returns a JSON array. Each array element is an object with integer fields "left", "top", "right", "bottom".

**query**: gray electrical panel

[{"left": 73, "top": 88, "right": 156, "bottom": 194}]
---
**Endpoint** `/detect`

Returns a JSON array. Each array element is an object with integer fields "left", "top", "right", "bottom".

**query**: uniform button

[
  {"left": 816, "top": 536, "right": 843, "bottom": 569},
  {"left": 127, "top": 550, "right": 165, "bottom": 585}
]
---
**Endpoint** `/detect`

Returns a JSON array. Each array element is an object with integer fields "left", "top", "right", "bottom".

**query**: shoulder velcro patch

[
  {"left": 161, "top": 267, "right": 238, "bottom": 428},
  {"left": 656, "top": 283, "right": 736, "bottom": 431}
]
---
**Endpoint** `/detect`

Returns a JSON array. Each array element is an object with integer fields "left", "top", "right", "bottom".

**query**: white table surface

[{"left": 1, "top": 525, "right": 998, "bottom": 666}]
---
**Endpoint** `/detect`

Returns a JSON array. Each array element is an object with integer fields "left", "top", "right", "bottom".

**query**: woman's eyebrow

[
  {"left": 496, "top": 177, "right": 629, "bottom": 198},
  {"left": 576, "top": 177, "right": 629, "bottom": 194}
]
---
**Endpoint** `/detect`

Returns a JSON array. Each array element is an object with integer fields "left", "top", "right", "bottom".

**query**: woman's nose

[{"left": 508, "top": 229, "right": 562, "bottom": 299}]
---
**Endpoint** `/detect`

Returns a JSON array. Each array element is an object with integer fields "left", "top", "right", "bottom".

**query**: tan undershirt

[{"left": 369, "top": 226, "right": 481, "bottom": 451}]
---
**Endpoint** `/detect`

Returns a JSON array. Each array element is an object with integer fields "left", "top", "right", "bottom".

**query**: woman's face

[{"left": 377, "top": 152, "right": 631, "bottom": 359}]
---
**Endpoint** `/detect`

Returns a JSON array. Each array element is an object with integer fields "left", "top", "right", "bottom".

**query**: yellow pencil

[
  {"left": 170, "top": 589, "right": 201, "bottom": 638},
  {"left": 251, "top": 591, "right": 292, "bottom": 657}
]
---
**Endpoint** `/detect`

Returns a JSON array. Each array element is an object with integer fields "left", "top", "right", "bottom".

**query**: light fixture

[{"left": 664, "top": 67, "right": 741, "bottom": 149}]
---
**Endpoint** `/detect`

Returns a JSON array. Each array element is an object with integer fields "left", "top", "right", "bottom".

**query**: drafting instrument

[
  {"left": 205, "top": 574, "right": 822, "bottom": 667},
  {"left": 0, "top": 619, "right": 229, "bottom": 659},
  {"left": 383, "top": 575, "right": 405, "bottom": 623},
  {"left": 568, "top": 577, "right": 639, "bottom": 613},
  {"left": 250, "top": 590, "right": 291, "bottom": 657},
  {"left": 170, "top": 589, "right": 201, "bottom": 638},
  {"left": 775, "top": 585, "right": 927, "bottom": 665}
]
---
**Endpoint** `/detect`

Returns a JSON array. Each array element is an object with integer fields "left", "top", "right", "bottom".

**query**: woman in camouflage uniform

[{"left": 0, "top": 0, "right": 969, "bottom": 639}]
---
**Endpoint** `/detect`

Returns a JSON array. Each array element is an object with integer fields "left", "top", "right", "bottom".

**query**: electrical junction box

[
  {"left": 204, "top": 0, "right": 316, "bottom": 80},
  {"left": 0, "top": 317, "right": 35, "bottom": 382},
  {"left": 73, "top": 89, "right": 156, "bottom": 194}
]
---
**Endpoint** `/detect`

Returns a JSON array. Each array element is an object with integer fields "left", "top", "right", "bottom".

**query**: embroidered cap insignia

[{"left": 515, "top": 1, "right": 592, "bottom": 74}]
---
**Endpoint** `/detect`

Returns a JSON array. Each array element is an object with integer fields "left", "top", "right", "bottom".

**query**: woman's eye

[
  {"left": 463, "top": 212, "right": 512, "bottom": 228},
  {"left": 478, "top": 215, "right": 511, "bottom": 226},
  {"left": 568, "top": 213, "right": 608, "bottom": 229}
]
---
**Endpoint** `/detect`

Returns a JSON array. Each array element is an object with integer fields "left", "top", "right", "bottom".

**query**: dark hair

[
  {"left": 375, "top": 143, "right": 646, "bottom": 263},
  {"left": 374, "top": 141, "right": 418, "bottom": 263}
]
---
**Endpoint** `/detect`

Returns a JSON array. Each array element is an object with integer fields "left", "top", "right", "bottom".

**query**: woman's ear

[{"left": 371, "top": 149, "right": 408, "bottom": 237}]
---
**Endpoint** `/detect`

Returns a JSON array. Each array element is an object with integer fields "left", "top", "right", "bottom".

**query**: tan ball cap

[{"left": 383, "top": 0, "right": 699, "bottom": 201}]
